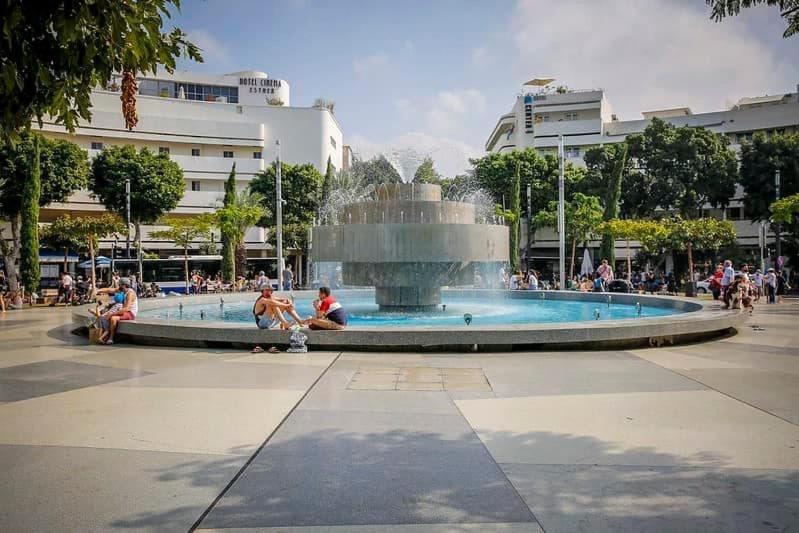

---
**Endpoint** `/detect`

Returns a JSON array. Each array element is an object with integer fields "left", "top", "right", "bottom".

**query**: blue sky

[{"left": 170, "top": 0, "right": 798, "bottom": 176}]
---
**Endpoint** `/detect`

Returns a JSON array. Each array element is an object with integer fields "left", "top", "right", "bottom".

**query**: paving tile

[
  {"left": 0, "top": 359, "right": 150, "bottom": 402},
  {"left": 456, "top": 390, "right": 799, "bottom": 469},
  {"left": 0, "top": 386, "right": 305, "bottom": 455},
  {"left": 502, "top": 463, "right": 799, "bottom": 533},
  {"left": 0, "top": 444, "right": 243, "bottom": 532},
  {"left": 445, "top": 382, "right": 492, "bottom": 392},
  {"left": 397, "top": 381, "right": 445, "bottom": 391},
  {"left": 198, "top": 523, "right": 542, "bottom": 532},
  {"left": 199, "top": 409, "right": 535, "bottom": 529}
]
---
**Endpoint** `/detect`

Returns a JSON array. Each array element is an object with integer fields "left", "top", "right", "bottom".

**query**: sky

[{"left": 169, "top": 0, "right": 798, "bottom": 177}]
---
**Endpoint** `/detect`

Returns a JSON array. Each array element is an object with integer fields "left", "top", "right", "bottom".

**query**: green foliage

[
  {"left": 509, "top": 162, "right": 522, "bottom": 271},
  {"left": 221, "top": 163, "right": 237, "bottom": 282},
  {"left": 322, "top": 156, "right": 335, "bottom": 206},
  {"left": 600, "top": 219, "right": 670, "bottom": 253},
  {"left": 0, "top": 132, "right": 89, "bottom": 217},
  {"left": 663, "top": 217, "right": 737, "bottom": 253},
  {"left": 40, "top": 215, "right": 85, "bottom": 256},
  {"left": 740, "top": 132, "right": 799, "bottom": 221},
  {"left": 413, "top": 157, "right": 441, "bottom": 185},
  {"left": 706, "top": 0, "right": 799, "bottom": 37},
  {"left": 19, "top": 136, "right": 41, "bottom": 292},
  {"left": 470, "top": 148, "right": 585, "bottom": 216},
  {"left": 0, "top": 0, "right": 202, "bottom": 139},
  {"left": 534, "top": 193, "right": 604, "bottom": 277},
  {"left": 151, "top": 215, "right": 214, "bottom": 291},
  {"left": 249, "top": 161, "right": 323, "bottom": 227},
  {"left": 215, "top": 191, "right": 266, "bottom": 278},
  {"left": 626, "top": 118, "right": 739, "bottom": 218},
  {"left": 90, "top": 145, "right": 185, "bottom": 229},
  {"left": 350, "top": 155, "right": 402, "bottom": 187},
  {"left": 582, "top": 143, "right": 629, "bottom": 264},
  {"left": 771, "top": 193, "right": 799, "bottom": 224}
]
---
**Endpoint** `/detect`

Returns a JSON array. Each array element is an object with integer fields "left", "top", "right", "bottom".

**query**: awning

[
  {"left": 78, "top": 256, "right": 112, "bottom": 268},
  {"left": 39, "top": 252, "right": 79, "bottom": 263}
]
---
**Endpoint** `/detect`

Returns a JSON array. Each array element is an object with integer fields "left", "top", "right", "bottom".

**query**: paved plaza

[{"left": 0, "top": 303, "right": 798, "bottom": 532}]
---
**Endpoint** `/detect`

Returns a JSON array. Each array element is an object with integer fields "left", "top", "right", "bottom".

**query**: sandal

[
  {"left": 251, "top": 346, "right": 264, "bottom": 353},
  {"left": 267, "top": 346, "right": 280, "bottom": 354}
]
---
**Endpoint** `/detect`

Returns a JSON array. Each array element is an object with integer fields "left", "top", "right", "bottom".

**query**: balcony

[
  {"left": 171, "top": 154, "right": 264, "bottom": 176},
  {"left": 532, "top": 119, "right": 602, "bottom": 138}
]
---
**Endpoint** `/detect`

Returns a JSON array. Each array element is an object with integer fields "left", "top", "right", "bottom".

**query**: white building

[
  {"left": 37, "top": 69, "right": 344, "bottom": 255},
  {"left": 486, "top": 80, "right": 799, "bottom": 265}
]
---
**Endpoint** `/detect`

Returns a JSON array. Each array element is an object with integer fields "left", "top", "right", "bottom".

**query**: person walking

[
  {"left": 776, "top": 270, "right": 788, "bottom": 303},
  {"left": 720, "top": 260, "right": 735, "bottom": 309},
  {"left": 282, "top": 264, "right": 294, "bottom": 291},
  {"left": 764, "top": 268, "right": 777, "bottom": 304}
]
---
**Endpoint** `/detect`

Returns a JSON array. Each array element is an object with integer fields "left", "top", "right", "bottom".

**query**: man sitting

[{"left": 303, "top": 286, "right": 347, "bottom": 330}]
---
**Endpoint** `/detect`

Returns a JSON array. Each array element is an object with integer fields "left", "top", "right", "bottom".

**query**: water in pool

[{"left": 138, "top": 294, "right": 682, "bottom": 327}]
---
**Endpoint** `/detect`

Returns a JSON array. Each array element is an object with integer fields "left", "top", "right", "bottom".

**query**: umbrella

[
  {"left": 79, "top": 256, "right": 111, "bottom": 269},
  {"left": 580, "top": 249, "right": 593, "bottom": 277}
]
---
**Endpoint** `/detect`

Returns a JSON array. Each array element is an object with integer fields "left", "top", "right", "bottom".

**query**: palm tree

[{"left": 215, "top": 190, "right": 267, "bottom": 280}]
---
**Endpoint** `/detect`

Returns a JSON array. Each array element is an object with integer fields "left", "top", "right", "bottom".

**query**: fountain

[{"left": 312, "top": 183, "right": 509, "bottom": 309}]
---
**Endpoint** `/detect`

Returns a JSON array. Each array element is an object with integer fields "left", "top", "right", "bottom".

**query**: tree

[
  {"left": 471, "top": 148, "right": 585, "bottom": 217},
  {"left": 40, "top": 217, "right": 84, "bottom": 272},
  {"left": 322, "top": 156, "right": 335, "bottom": 208},
  {"left": 249, "top": 162, "right": 324, "bottom": 228},
  {"left": 582, "top": 144, "right": 629, "bottom": 265},
  {"left": 600, "top": 219, "right": 669, "bottom": 280},
  {"left": 215, "top": 191, "right": 267, "bottom": 279},
  {"left": 626, "top": 118, "right": 739, "bottom": 218},
  {"left": 740, "top": 133, "right": 799, "bottom": 221},
  {"left": 0, "top": 132, "right": 89, "bottom": 290},
  {"left": 220, "top": 163, "right": 237, "bottom": 282},
  {"left": 0, "top": 0, "right": 201, "bottom": 140},
  {"left": 90, "top": 145, "right": 185, "bottom": 278},
  {"left": 150, "top": 216, "right": 213, "bottom": 293},
  {"left": 771, "top": 193, "right": 799, "bottom": 224},
  {"left": 664, "top": 217, "right": 737, "bottom": 284},
  {"left": 413, "top": 157, "right": 441, "bottom": 184},
  {"left": 19, "top": 136, "right": 41, "bottom": 293},
  {"left": 509, "top": 162, "right": 522, "bottom": 271},
  {"left": 351, "top": 155, "right": 402, "bottom": 187},
  {"left": 706, "top": 0, "right": 799, "bottom": 37},
  {"left": 534, "top": 193, "right": 604, "bottom": 278}
]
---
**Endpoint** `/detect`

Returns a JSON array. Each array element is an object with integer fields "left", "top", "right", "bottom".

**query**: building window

[
  {"left": 565, "top": 146, "right": 581, "bottom": 158},
  {"left": 223, "top": 150, "right": 234, "bottom": 158},
  {"left": 728, "top": 207, "right": 743, "bottom": 220},
  {"left": 564, "top": 112, "right": 579, "bottom": 121},
  {"left": 541, "top": 115, "right": 550, "bottom": 122},
  {"left": 90, "top": 141, "right": 103, "bottom": 150},
  {"left": 191, "top": 148, "right": 201, "bottom": 157},
  {"left": 329, "top": 136, "right": 337, "bottom": 149},
  {"left": 191, "top": 181, "right": 201, "bottom": 191},
  {"left": 159, "top": 146, "right": 170, "bottom": 155},
  {"left": 253, "top": 151, "right": 262, "bottom": 159}
]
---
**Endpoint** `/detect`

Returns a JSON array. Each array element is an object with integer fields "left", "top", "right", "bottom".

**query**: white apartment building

[
  {"left": 486, "top": 79, "right": 799, "bottom": 264},
  {"left": 36, "top": 69, "right": 344, "bottom": 255}
]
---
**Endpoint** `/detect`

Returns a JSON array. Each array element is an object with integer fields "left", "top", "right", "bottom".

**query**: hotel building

[
  {"left": 36, "top": 69, "right": 344, "bottom": 256},
  {"left": 485, "top": 80, "right": 799, "bottom": 267}
]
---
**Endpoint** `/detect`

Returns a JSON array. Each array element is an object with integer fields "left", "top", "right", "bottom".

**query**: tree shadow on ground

[{"left": 110, "top": 427, "right": 799, "bottom": 531}]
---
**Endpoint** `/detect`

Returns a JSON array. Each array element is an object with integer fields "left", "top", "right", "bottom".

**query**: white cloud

[
  {"left": 349, "top": 132, "right": 481, "bottom": 179},
  {"left": 425, "top": 89, "right": 486, "bottom": 132},
  {"left": 510, "top": 0, "right": 798, "bottom": 119},
  {"left": 471, "top": 47, "right": 491, "bottom": 68},
  {"left": 353, "top": 53, "right": 389, "bottom": 77},
  {"left": 186, "top": 29, "right": 231, "bottom": 66}
]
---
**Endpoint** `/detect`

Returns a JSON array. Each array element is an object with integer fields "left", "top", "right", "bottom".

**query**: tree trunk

[
  {"left": 569, "top": 238, "right": 577, "bottom": 279},
  {"left": 184, "top": 245, "right": 190, "bottom": 295},
  {"left": 63, "top": 248, "right": 69, "bottom": 273},
  {"left": 1, "top": 214, "right": 21, "bottom": 291},
  {"left": 687, "top": 243, "right": 694, "bottom": 285}
]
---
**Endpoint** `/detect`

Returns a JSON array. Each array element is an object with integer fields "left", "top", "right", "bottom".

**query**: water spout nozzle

[
  {"left": 463, "top": 313, "right": 472, "bottom": 326},
  {"left": 594, "top": 308, "right": 601, "bottom": 320}
]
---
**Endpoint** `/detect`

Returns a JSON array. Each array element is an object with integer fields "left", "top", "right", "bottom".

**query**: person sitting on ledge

[
  {"left": 303, "top": 286, "right": 347, "bottom": 330},
  {"left": 252, "top": 285, "right": 303, "bottom": 330}
]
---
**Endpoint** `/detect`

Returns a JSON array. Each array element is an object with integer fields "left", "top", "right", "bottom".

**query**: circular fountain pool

[
  {"left": 138, "top": 293, "right": 680, "bottom": 327},
  {"left": 73, "top": 289, "right": 747, "bottom": 351}
]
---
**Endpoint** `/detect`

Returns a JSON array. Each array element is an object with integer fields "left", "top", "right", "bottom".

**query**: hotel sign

[{"left": 239, "top": 77, "right": 282, "bottom": 95}]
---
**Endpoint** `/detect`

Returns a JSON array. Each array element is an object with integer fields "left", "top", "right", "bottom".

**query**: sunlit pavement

[{"left": 0, "top": 303, "right": 797, "bottom": 532}]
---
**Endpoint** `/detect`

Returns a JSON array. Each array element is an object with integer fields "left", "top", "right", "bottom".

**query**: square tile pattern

[{"left": 347, "top": 366, "right": 492, "bottom": 392}]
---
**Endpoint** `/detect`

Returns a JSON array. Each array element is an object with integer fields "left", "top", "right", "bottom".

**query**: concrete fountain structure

[{"left": 312, "top": 183, "right": 509, "bottom": 309}]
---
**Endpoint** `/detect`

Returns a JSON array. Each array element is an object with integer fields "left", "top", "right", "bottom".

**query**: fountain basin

[{"left": 72, "top": 290, "right": 747, "bottom": 351}]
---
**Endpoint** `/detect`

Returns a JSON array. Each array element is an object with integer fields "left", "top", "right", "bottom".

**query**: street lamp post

[
  {"left": 775, "top": 169, "right": 781, "bottom": 264},
  {"left": 125, "top": 178, "right": 131, "bottom": 258},
  {"left": 275, "top": 140, "right": 284, "bottom": 285},
  {"left": 557, "top": 134, "right": 566, "bottom": 290},
  {"left": 526, "top": 183, "right": 532, "bottom": 272}
]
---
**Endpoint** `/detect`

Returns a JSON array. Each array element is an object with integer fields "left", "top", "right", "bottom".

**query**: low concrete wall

[{"left": 72, "top": 290, "right": 746, "bottom": 352}]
